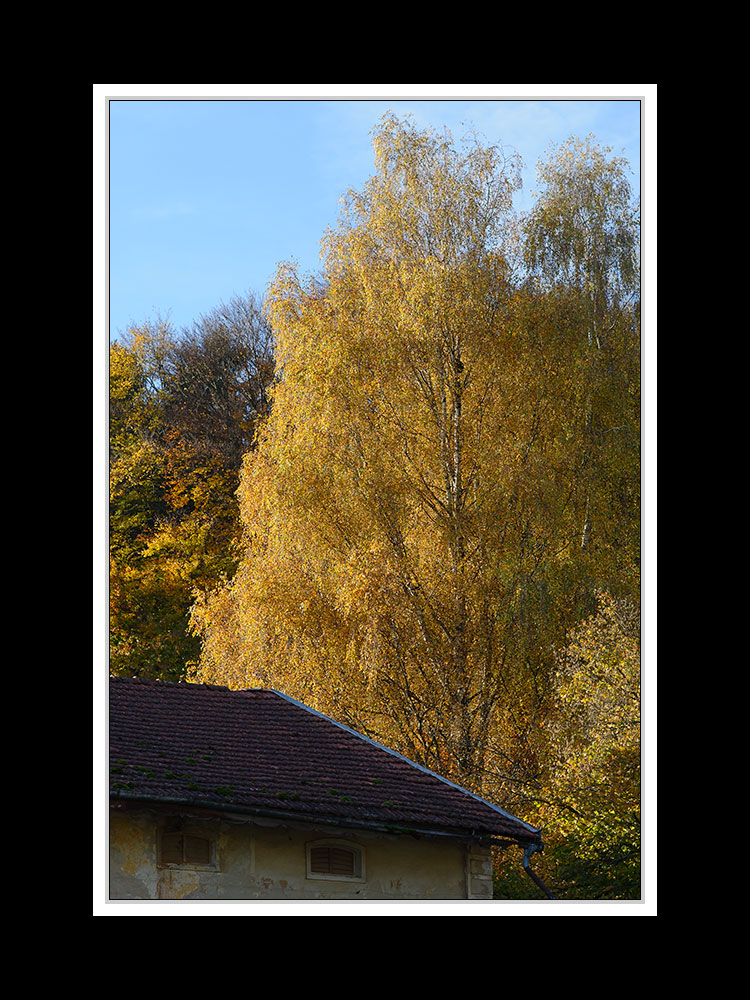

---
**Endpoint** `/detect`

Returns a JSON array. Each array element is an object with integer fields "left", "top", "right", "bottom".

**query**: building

[{"left": 109, "top": 676, "right": 545, "bottom": 901}]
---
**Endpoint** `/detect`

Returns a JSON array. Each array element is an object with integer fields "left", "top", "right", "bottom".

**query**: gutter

[
  {"left": 522, "top": 842, "right": 557, "bottom": 900},
  {"left": 110, "top": 790, "right": 534, "bottom": 846}
]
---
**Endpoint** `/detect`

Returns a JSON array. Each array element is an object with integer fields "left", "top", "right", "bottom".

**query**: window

[
  {"left": 306, "top": 839, "right": 365, "bottom": 882},
  {"left": 158, "top": 830, "right": 216, "bottom": 869}
]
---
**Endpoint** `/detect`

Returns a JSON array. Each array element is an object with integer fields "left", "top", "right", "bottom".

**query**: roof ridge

[
  {"left": 110, "top": 676, "right": 232, "bottom": 691},
  {"left": 268, "top": 689, "right": 540, "bottom": 836}
]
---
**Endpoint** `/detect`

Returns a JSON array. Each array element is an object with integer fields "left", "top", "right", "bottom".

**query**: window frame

[{"left": 305, "top": 838, "right": 366, "bottom": 883}]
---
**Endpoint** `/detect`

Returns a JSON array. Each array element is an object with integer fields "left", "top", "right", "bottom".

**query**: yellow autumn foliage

[{"left": 189, "top": 116, "right": 640, "bottom": 801}]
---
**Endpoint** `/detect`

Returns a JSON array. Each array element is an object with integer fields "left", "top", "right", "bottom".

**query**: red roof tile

[{"left": 109, "top": 677, "right": 541, "bottom": 844}]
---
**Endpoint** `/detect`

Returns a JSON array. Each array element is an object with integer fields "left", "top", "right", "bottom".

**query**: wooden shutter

[
  {"left": 330, "top": 847, "right": 355, "bottom": 876},
  {"left": 310, "top": 845, "right": 356, "bottom": 877},
  {"left": 309, "top": 846, "right": 332, "bottom": 873},
  {"left": 184, "top": 835, "right": 210, "bottom": 866},
  {"left": 161, "top": 833, "right": 211, "bottom": 866},
  {"left": 161, "top": 833, "right": 184, "bottom": 865}
]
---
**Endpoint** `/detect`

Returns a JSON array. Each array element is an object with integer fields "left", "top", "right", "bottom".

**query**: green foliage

[
  {"left": 492, "top": 592, "right": 641, "bottom": 900},
  {"left": 109, "top": 557, "right": 201, "bottom": 682}
]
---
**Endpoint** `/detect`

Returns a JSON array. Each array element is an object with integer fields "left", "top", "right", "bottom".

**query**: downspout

[{"left": 522, "top": 842, "right": 557, "bottom": 900}]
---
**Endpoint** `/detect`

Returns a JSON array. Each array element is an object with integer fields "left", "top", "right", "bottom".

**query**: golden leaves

[{"left": 190, "top": 116, "right": 640, "bottom": 801}]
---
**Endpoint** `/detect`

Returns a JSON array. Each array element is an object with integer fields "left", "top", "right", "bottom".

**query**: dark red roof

[{"left": 109, "top": 677, "right": 541, "bottom": 844}]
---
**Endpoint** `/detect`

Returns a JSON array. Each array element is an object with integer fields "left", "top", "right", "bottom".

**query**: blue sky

[{"left": 103, "top": 88, "right": 648, "bottom": 340}]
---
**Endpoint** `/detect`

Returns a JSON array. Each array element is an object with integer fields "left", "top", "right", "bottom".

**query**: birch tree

[
  {"left": 523, "top": 136, "right": 640, "bottom": 571},
  {"left": 190, "top": 118, "right": 639, "bottom": 796}
]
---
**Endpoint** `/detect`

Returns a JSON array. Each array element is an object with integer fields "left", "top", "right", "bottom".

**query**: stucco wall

[{"left": 109, "top": 805, "right": 481, "bottom": 900}]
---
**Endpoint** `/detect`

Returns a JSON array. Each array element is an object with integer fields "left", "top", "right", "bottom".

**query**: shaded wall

[{"left": 109, "top": 804, "right": 492, "bottom": 900}]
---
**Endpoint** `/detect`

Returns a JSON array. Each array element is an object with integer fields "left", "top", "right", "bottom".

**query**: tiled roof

[{"left": 109, "top": 677, "right": 541, "bottom": 844}]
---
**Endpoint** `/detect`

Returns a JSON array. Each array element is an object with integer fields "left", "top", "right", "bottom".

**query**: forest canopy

[{"left": 109, "top": 114, "right": 641, "bottom": 899}]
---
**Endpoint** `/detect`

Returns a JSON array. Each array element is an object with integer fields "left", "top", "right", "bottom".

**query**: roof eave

[
  {"left": 109, "top": 790, "right": 541, "bottom": 846},
  {"left": 267, "top": 689, "right": 542, "bottom": 839}
]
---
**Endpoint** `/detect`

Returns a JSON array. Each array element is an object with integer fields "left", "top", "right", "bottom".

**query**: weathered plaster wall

[
  {"left": 466, "top": 844, "right": 493, "bottom": 899},
  {"left": 109, "top": 806, "right": 476, "bottom": 900}
]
